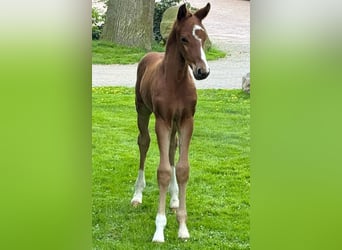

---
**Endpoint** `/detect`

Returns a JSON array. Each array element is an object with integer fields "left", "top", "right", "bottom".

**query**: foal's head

[{"left": 174, "top": 3, "right": 211, "bottom": 80}]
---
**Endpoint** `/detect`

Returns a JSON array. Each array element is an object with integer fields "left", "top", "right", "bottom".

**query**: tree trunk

[{"left": 102, "top": 0, "right": 154, "bottom": 50}]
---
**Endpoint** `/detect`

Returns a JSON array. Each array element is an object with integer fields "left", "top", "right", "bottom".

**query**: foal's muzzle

[{"left": 193, "top": 67, "right": 210, "bottom": 80}]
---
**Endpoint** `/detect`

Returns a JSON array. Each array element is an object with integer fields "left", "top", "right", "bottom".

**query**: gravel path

[{"left": 92, "top": 0, "right": 250, "bottom": 89}]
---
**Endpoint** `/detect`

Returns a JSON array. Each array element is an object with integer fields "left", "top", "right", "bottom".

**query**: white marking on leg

[
  {"left": 169, "top": 166, "right": 179, "bottom": 209},
  {"left": 131, "top": 169, "right": 145, "bottom": 205},
  {"left": 192, "top": 25, "right": 210, "bottom": 71},
  {"left": 152, "top": 213, "right": 167, "bottom": 242},
  {"left": 178, "top": 222, "right": 190, "bottom": 239}
]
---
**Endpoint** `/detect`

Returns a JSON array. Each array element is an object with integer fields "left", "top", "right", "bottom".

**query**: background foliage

[{"left": 92, "top": 7, "right": 105, "bottom": 40}]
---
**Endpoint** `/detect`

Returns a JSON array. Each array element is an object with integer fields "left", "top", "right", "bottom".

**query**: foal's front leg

[
  {"left": 152, "top": 118, "right": 172, "bottom": 243},
  {"left": 176, "top": 117, "right": 194, "bottom": 239}
]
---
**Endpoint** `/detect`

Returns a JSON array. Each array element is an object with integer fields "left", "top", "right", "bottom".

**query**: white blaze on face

[{"left": 192, "top": 24, "right": 209, "bottom": 70}]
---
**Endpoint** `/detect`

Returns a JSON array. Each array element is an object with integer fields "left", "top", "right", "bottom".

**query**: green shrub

[{"left": 92, "top": 7, "right": 105, "bottom": 40}]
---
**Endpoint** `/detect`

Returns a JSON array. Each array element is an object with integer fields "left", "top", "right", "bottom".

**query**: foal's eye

[{"left": 180, "top": 37, "right": 188, "bottom": 44}]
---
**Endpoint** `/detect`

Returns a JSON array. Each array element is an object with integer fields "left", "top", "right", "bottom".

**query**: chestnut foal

[{"left": 131, "top": 3, "right": 211, "bottom": 242}]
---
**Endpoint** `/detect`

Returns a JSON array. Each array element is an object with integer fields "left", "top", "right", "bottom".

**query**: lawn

[
  {"left": 92, "top": 40, "right": 227, "bottom": 64},
  {"left": 92, "top": 87, "right": 250, "bottom": 249}
]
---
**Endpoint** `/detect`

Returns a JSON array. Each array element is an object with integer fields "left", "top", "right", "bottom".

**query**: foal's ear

[
  {"left": 177, "top": 4, "right": 188, "bottom": 21},
  {"left": 195, "top": 3, "right": 211, "bottom": 20}
]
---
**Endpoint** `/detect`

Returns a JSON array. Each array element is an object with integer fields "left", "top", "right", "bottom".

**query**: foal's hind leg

[
  {"left": 169, "top": 127, "right": 179, "bottom": 210},
  {"left": 131, "top": 107, "right": 151, "bottom": 206}
]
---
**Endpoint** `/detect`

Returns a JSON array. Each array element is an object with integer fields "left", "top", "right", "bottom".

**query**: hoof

[
  {"left": 170, "top": 198, "right": 179, "bottom": 210},
  {"left": 152, "top": 238, "right": 165, "bottom": 243},
  {"left": 131, "top": 194, "right": 142, "bottom": 207},
  {"left": 152, "top": 233, "right": 165, "bottom": 243},
  {"left": 178, "top": 233, "right": 190, "bottom": 240},
  {"left": 178, "top": 224, "right": 190, "bottom": 239},
  {"left": 131, "top": 200, "right": 141, "bottom": 207}
]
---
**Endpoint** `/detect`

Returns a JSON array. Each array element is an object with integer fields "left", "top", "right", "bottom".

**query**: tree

[{"left": 101, "top": 0, "right": 155, "bottom": 50}]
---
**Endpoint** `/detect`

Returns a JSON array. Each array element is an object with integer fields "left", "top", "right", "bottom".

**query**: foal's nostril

[
  {"left": 193, "top": 67, "right": 209, "bottom": 80},
  {"left": 197, "top": 68, "right": 202, "bottom": 76}
]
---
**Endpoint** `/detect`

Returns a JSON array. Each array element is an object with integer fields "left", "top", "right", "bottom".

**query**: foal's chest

[{"left": 153, "top": 86, "right": 197, "bottom": 122}]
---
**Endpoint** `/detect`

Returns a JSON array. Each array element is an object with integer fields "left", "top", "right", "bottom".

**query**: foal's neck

[{"left": 163, "top": 33, "right": 189, "bottom": 83}]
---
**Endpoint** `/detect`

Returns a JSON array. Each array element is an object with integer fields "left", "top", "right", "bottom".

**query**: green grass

[
  {"left": 92, "top": 87, "right": 250, "bottom": 249},
  {"left": 92, "top": 40, "right": 226, "bottom": 64},
  {"left": 205, "top": 46, "right": 227, "bottom": 61}
]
